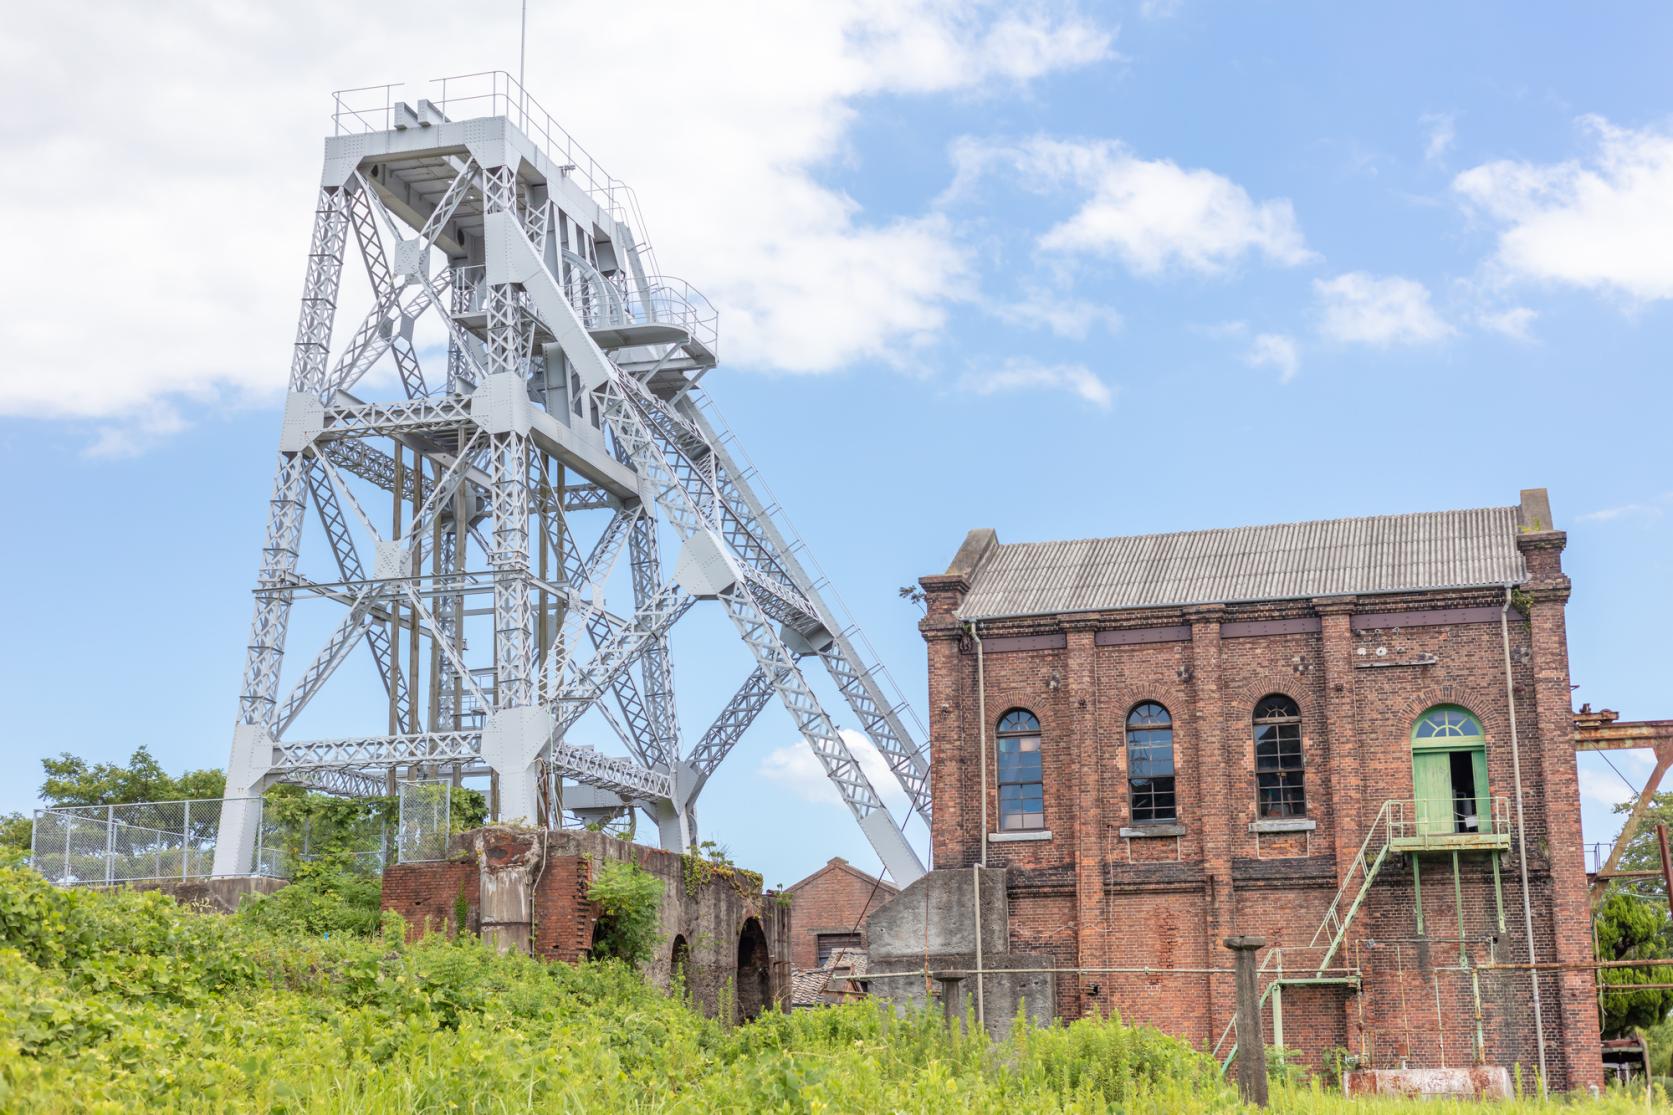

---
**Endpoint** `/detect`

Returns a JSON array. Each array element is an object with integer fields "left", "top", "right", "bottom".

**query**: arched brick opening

[
  {"left": 735, "top": 916, "right": 771, "bottom": 1023},
  {"left": 670, "top": 933, "right": 690, "bottom": 988}
]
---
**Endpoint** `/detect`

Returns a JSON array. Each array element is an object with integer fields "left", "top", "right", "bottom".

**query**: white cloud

[
  {"left": 1139, "top": 0, "right": 1184, "bottom": 18},
  {"left": 0, "top": 1, "right": 1111, "bottom": 429},
  {"left": 1477, "top": 305, "right": 1538, "bottom": 341},
  {"left": 758, "top": 730, "right": 910, "bottom": 817},
  {"left": 1578, "top": 767, "right": 1634, "bottom": 810},
  {"left": 959, "top": 358, "right": 1115, "bottom": 408},
  {"left": 1313, "top": 272, "right": 1454, "bottom": 346},
  {"left": 1421, "top": 112, "right": 1456, "bottom": 163},
  {"left": 1245, "top": 332, "right": 1300, "bottom": 383},
  {"left": 1577, "top": 492, "right": 1673, "bottom": 523},
  {"left": 988, "top": 287, "right": 1122, "bottom": 339},
  {"left": 84, "top": 403, "right": 190, "bottom": 459},
  {"left": 1453, "top": 116, "right": 1673, "bottom": 301},
  {"left": 950, "top": 137, "right": 1312, "bottom": 276}
]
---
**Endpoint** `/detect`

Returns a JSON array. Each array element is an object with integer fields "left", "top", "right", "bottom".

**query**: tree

[
  {"left": 1595, "top": 889, "right": 1673, "bottom": 1038},
  {"left": 38, "top": 746, "right": 225, "bottom": 806},
  {"left": 0, "top": 812, "right": 31, "bottom": 855}
]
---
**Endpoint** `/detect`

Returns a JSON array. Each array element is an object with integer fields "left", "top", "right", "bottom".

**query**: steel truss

[{"left": 215, "top": 78, "right": 928, "bottom": 882}]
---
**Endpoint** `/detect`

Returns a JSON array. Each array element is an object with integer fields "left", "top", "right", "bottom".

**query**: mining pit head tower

[{"left": 213, "top": 72, "right": 928, "bottom": 883}]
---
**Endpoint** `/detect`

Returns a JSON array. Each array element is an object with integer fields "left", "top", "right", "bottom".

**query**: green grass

[{"left": 0, "top": 864, "right": 1662, "bottom": 1113}]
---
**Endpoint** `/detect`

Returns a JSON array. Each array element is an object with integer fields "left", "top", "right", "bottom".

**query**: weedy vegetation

[{"left": 0, "top": 862, "right": 1664, "bottom": 1112}]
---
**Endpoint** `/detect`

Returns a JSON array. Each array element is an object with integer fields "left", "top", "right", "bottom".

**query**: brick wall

[
  {"left": 784, "top": 858, "right": 897, "bottom": 970},
  {"left": 919, "top": 533, "right": 1602, "bottom": 1090},
  {"left": 382, "top": 829, "right": 792, "bottom": 1021}
]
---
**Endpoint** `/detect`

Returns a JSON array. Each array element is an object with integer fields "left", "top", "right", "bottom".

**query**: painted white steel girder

[{"left": 218, "top": 96, "right": 928, "bottom": 883}]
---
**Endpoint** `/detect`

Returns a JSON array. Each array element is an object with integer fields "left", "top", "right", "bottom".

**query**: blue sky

[{"left": 4, "top": 2, "right": 1672, "bottom": 887}]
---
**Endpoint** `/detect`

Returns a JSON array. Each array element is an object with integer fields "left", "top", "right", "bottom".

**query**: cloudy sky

[{"left": 3, "top": 1, "right": 1671, "bottom": 886}]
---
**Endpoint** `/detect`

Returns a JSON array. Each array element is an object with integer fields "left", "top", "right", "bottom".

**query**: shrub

[
  {"left": 235, "top": 856, "right": 382, "bottom": 937},
  {"left": 586, "top": 857, "right": 662, "bottom": 967}
]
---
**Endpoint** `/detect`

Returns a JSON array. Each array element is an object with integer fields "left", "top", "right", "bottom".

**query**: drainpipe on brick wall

[
  {"left": 970, "top": 620, "right": 989, "bottom": 868},
  {"left": 969, "top": 620, "right": 989, "bottom": 1031},
  {"left": 1503, "top": 584, "right": 1548, "bottom": 1093}
]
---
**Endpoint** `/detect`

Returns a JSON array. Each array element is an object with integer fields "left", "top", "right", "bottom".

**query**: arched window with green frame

[{"left": 1410, "top": 705, "right": 1490, "bottom": 836}]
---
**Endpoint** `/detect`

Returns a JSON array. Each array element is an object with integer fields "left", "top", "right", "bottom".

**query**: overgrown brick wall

[
  {"left": 382, "top": 829, "right": 791, "bottom": 1021},
  {"left": 917, "top": 525, "right": 1602, "bottom": 1091}
]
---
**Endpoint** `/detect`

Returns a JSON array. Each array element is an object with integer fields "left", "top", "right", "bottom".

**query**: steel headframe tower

[{"left": 212, "top": 74, "right": 929, "bottom": 883}]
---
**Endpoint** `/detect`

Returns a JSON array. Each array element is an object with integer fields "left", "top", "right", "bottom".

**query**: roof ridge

[{"left": 991, "top": 504, "right": 1516, "bottom": 552}]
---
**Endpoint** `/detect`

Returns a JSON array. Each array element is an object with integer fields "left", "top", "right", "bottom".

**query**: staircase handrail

[{"left": 1308, "top": 799, "right": 1396, "bottom": 951}]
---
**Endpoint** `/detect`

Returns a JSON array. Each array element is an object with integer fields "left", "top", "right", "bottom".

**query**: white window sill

[
  {"left": 1250, "top": 818, "right": 1316, "bottom": 834},
  {"left": 989, "top": 829, "right": 1053, "bottom": 843},
  {"left": 1121, "top": 823, "right": 1187, "bottom": 838}
]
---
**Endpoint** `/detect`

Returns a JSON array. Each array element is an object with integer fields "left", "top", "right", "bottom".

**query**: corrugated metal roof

[{"left": 956, "top": 506, "right": 1526, "bottom": 619}]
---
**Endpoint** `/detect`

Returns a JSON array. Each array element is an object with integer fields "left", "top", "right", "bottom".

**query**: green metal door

[
  {"left": 1412, "top": 750, "right": 1453, "bottom": 835},
  {"left": 1470, "top": 747, "right": 1491, "bottom": 834}
]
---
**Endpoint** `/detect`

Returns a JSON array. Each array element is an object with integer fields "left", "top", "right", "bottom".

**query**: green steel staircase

[
  {"left": 1213, "top": 801, "right": 1400, "bottom": 1074},
  {"left": 1211, "top": 797, "right": 1514, "bottom": 1074}
]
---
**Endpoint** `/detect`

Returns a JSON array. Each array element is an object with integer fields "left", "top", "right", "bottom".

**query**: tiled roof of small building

[
  {"left": 954, "top": 505, "right": 1529, "bottom": 620},
  {"left": 790, "top": 949, "right": 871, "bottom": 1007}
]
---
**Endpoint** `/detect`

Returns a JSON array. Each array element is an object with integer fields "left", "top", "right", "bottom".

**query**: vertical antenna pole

[{"left": 519, "top": 0, "right": 529, "bottom": 114}]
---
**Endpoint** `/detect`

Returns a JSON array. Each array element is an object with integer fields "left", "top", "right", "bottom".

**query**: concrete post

[
  {"left": 936, "top": 974, "right": 966, "bottom": 1030},
  {"left": 1225, "top": 935, "right": 1268, "bottom": 1107}
]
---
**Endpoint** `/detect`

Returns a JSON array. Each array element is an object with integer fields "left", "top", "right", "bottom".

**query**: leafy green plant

[
  {"left": 236, "top": 856, "right": 383, "bottom": 937},
  {"left": 586, "top": 857, "right": 662, "bottom": 967}
]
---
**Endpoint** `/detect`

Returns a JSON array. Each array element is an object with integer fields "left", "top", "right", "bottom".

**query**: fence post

[
  {"left": 182, "top": 800, "right": 191, "bottom": 880},
  {"left": 104, "top": 804, "right": 115, "bottom": 885},
  {"left": 254, "top": 800, "right": 264, "bottom": 876},
  {"left": 1225, "top": 935, "right": 1268, "bottom": 1107}
]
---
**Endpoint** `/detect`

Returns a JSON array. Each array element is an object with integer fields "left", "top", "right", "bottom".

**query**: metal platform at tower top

[{"left": 213, "top": 70, "right": 930, "bottom": 883}]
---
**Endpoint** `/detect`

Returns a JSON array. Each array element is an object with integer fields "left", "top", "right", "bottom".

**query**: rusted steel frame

[
  {"left": 1478, "top": 957, "right": 1673, "bottom": 972},
  {"left": 1589, "top": 749, "right": 1673, "bottom": 907},
  {"left": 1573, "top": 719, "right": 1673, "bottom": 750}
]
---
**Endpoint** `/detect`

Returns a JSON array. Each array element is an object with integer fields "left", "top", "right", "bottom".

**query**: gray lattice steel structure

[{"left": 213, "top": 73, "right": 929, "bottom": 883}]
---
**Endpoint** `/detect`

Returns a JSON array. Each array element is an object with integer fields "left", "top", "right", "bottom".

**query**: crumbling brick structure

[
  {"left": 894, "top": 488, "right": 1600, "bottom": 1091},
  {"left": 383, "top": 827, "right": 790, "bottom": 1021}
]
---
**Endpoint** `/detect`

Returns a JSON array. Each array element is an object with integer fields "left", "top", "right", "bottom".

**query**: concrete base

[
  {"left": 96, "top": 875, "right": 288, "bottom": 915},
  {"left": 863, "top": 866, "right": 1054, "bottom": 1039},
  {"left": 1344, "top": 1067, "right": 1512, "bottom": 1099}
]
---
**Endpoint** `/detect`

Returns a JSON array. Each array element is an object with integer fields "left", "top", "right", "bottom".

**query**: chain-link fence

[
  {"left": 32, "top": 798, "right": 247, "bottom": 885},
  {"left": 30, "top": 797, "right": 399, "bottom": 886},
  {"left": 396, "top": 780, "right": 452, "bottom": 863}
]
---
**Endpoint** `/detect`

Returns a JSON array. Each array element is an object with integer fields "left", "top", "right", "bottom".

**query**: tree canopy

[{"left": 1595, "top": 888, "right": 1673, "bottom": 1037}]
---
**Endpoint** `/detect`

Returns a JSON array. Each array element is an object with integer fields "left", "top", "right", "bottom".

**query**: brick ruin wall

[{"left": 383, "top": 828, "right": 790, "bottom": 1021}]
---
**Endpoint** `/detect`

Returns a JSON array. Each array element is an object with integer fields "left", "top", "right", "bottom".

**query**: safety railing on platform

[
  {"left": 1388, "top": 796, "right": 1512, "bottom": 845},
  {"left": 453, "top": 257, "right": 718, "bottom": 361}
]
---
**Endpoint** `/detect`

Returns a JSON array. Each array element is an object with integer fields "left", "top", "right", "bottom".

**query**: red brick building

[
  {"left": 784, "top": 856, "right": 897, "bottom": 972},
  {"left": 913, "top": 489, "right": 1600, "bottom": 1090}
]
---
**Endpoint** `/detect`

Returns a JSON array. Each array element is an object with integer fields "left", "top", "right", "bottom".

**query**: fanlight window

[
  {"left": 1127, "top": 702, "right": 1176, "bottom": 823},
  {"left": 996, "top": 709, "right": 1044, "bottom": 831},
  {"left": 1414, "top": 708, "right": 1484, "bottom": 739},
  {"left": 1253, "top": 695, "right": 1305, "bottom": 819}
]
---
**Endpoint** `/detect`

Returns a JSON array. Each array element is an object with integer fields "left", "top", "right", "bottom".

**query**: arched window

[
  {"left": 996, "top": 709, "right": 1044, "bottom": 831},
  {"left": 1411, "top": 705, "right": 1491, "bottom": 835},
  {"left": 1127, "top": 702, "right": 1176, "bottom": 823},
  {"left": 1253, "top": 695, "right": 1305, "bottom": 818}
]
